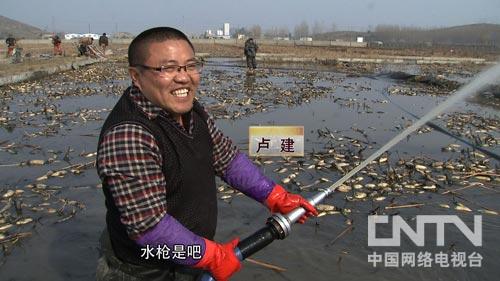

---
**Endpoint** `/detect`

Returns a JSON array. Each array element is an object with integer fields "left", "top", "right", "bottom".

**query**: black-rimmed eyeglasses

[{"left": 133, "top": 61, "right": 203, "bottom": 75}]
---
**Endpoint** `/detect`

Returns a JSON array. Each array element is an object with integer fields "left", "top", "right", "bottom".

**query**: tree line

[{"left": 231, "top": 22, "right": 500, "bottom": 46}]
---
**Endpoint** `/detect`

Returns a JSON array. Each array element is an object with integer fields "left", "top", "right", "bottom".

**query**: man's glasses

[{"left": 133, "top": 61, "right": 203, "bottom": 75}]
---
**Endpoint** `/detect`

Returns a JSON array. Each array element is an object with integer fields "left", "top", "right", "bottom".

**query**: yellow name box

[{"left": 249, "top": 126, "right": 304, "bottom": 157}]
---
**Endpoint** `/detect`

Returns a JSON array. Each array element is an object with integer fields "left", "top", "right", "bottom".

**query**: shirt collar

[{"left": 129, "top": 85, "right": 163, "bottom": 120}]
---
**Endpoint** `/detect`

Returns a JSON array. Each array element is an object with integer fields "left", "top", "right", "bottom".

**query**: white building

[
  {"left": 64, "top": 33, "right": 81, "bottom": 40},
  {"left": 205, "top": 23, "right": 231, "bottom": 39},
  {"left": 83, "top": 33, "right": 100, "bottom": 40},
  {"left": 64, "top": 33, "right": 100, "bottom": 40}
]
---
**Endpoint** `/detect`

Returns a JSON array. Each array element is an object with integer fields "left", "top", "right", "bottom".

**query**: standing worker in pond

[
  {"left": 244, "top": 38, "right": 258, "bottom": 74},
  {"left": 52, "top": 35, "right": 63, "bottom": 56},
  {"left": 99, "top": 33, "right": 109, "bottom": 55},
  {"left": 5, "top": 35, "right": 16, "bottom": 57},
  {"left": 96, "top": 27, "right": 317, "bottom": 281}
]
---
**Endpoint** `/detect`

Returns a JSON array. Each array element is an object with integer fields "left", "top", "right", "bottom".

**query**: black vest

[{"left": 97, "top": 89, "right": 217, "bottom": 268}]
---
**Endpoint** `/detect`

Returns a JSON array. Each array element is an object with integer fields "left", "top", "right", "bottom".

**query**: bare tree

[
  {"left": 264, "top": 27, "right": 278, "bottom": 39},
  {"left": 330, "top": 22, "right": 337, "bottom": 32},
  {"left": 278, "top": 26, "right": 290, "bottom": 38},
  {"left": 312, "top": 21, "right": 325, "bottom": 36},
  {"left": 265, "top": 26, "right": 281, "bottom": 39},
  {"left": 249, "top": 25, "right": 262, "bottom": 38},
  {"left": 264, "top": 26, "right": 290, "bottom": 39},
  {"left": 294, "top": 21, "right": 309, "bottom": 39},
  {"left": 375, "top": 24, "right": 401, "bottom": 42}
]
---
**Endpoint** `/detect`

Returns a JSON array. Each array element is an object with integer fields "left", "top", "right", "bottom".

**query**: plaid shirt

[{"left": 97, "top": 86, "right": 237, "bottom": 237}]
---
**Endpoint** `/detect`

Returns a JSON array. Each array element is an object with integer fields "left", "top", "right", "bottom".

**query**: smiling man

[{"left": 96, "top": 27, "right": 317, "bottom": 281}]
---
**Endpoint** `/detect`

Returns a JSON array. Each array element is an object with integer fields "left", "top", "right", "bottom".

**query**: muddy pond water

[{"left": 0, "top": 58, "right": 498, "bottom": 281}]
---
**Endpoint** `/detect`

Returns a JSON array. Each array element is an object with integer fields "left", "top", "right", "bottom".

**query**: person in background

[
  {"left": 5, "top": 35, "right": 16, "bottom": 57},
  {"left": 78, "top": 37, "right": 93, "bottom": 56},
  {"left": 96, "top": 26, "right": 317, "bottom": 281},
  {"left": 244, "top": 38, "right": 258, "bottom": 73},
  {"left": 99, "top": 33, "right": 109, "bottom": 55},
  {"left": 52, "top": 35, "right": 63, "bottom": 56}
]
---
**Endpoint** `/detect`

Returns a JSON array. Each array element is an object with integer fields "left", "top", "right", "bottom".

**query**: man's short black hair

[{"left": 128, "top": 27, "right": 194, "bottom": 66}]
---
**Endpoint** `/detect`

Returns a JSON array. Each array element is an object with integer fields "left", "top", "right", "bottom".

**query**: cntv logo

[{"left": 368, "top": 215, "right": 482, "bottom": 247}]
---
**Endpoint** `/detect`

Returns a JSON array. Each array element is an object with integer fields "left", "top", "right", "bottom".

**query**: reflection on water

[
  {"left": 244, "top": 74, "right": 257, "bottom": 95},
  {"left": 0, "top": 59, "right": 498, "bottom": 281}
]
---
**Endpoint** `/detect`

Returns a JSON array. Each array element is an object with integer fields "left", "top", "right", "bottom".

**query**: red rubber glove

[
  {"left": 264, "top": 185, "right": 319, "bottom": 223},
  {"left": 193, "top": 238, "right": 241, "bottom": 281}
]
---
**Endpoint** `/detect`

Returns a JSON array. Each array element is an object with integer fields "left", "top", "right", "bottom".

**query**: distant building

[
  {"left": 204, "top": 23, "right": 231, "bottom": 39},
  {"left": 41, "top": 33, "right": 54, "bottom": 39},
  {"left": 223, "top": 23, "right": 230, "bottom": 39},
  {"left": 299, "top": 37, "right": 313, "bottom": 41},
  {"left": 112, "top": 32, "right": 135, "bottom": 38},
  {"left": 357, "top": 36, "right": 364, "bottom": 43},
  {"left": 63, "top": 33, "right": 100, "bottom": 40},
  {"left": 64, "top": 33, "right": 81, "bottom": 40},
  {"left": 273, "top": 37, "right": 290, "bottom": 41},
  {"left": 83, "top": 33, "right": 100, "bottom": 40},
  {"left": 370, "top": 40, "right": 383, "bottom": 46}
]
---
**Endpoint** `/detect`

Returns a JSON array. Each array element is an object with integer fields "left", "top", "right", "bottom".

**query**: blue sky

[{"left": 2, "top": 0, "right": 499, "bottom": 35}]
